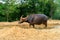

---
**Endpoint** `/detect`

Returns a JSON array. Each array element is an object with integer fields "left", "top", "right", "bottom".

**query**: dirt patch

[{"left": 0, "top": 20, "right": 60, "bottom": 40}]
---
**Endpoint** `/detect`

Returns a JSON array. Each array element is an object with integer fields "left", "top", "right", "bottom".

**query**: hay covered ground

[{"left": 0, "top": 20, "right": 60, "bottom": 40}]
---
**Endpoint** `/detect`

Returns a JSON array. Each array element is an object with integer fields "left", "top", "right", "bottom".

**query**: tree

[
  {"left": 18, "top": 0, "right": 56, "bottom": 17},
  {"left": 0, "top": 0, "right": 57, "bottom": 21}
]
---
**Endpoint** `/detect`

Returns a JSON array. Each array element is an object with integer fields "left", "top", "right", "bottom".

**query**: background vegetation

[{"left": 0, "top": 0, "right": 59, "bottom": 22}]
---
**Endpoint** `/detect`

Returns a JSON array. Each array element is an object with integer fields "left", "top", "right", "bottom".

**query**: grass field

[{"left": 0, "top": 20, "right": 60, "bottom": 40}]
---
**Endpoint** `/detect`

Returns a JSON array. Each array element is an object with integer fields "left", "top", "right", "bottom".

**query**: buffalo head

[{"left": 19, "top": 15, "right": 28, "bottom": 24}]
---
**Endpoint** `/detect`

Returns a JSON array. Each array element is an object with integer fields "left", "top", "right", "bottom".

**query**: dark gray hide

[{"left": 19, "top": 14, "right": 48, "bottom": 28}]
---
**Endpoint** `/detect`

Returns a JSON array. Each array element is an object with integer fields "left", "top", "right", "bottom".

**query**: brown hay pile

[{"left": 0, "top": 20, "right": 60, "bottom": 40}]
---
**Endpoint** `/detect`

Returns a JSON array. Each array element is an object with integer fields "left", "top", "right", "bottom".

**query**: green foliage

[
  {"left": 52, "top": 13, "right": 60, "bottom": 20},
  {"left": 18, "top": 0, "right": 56, "bottom": 17},
  {"left": 0, "top": 0, "right": 57, "bottom": 21},
  {"left": 52, "top": 0, "right": 60, "bottom": 19}
]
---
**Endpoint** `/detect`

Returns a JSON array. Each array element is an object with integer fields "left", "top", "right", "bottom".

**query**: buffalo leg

[
  {"left": 45, "top": 22, "right": 47, "bottom": 28},
  {"left": 32, "top": 24, "right": 35, "bottom": 28},
  {"left": 43, "top": 22, "right": 47, "bottom": 28},
  {"left": 29, "top": 24, "right": 34, "bottom": 28},
  {"left": 29, "top": 24, "right": 31, "bottom": 28}
]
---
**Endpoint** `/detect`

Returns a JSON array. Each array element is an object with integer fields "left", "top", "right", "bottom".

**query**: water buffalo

[{"left": 19, "top": 14, "right": 48, "bottom": 28}]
